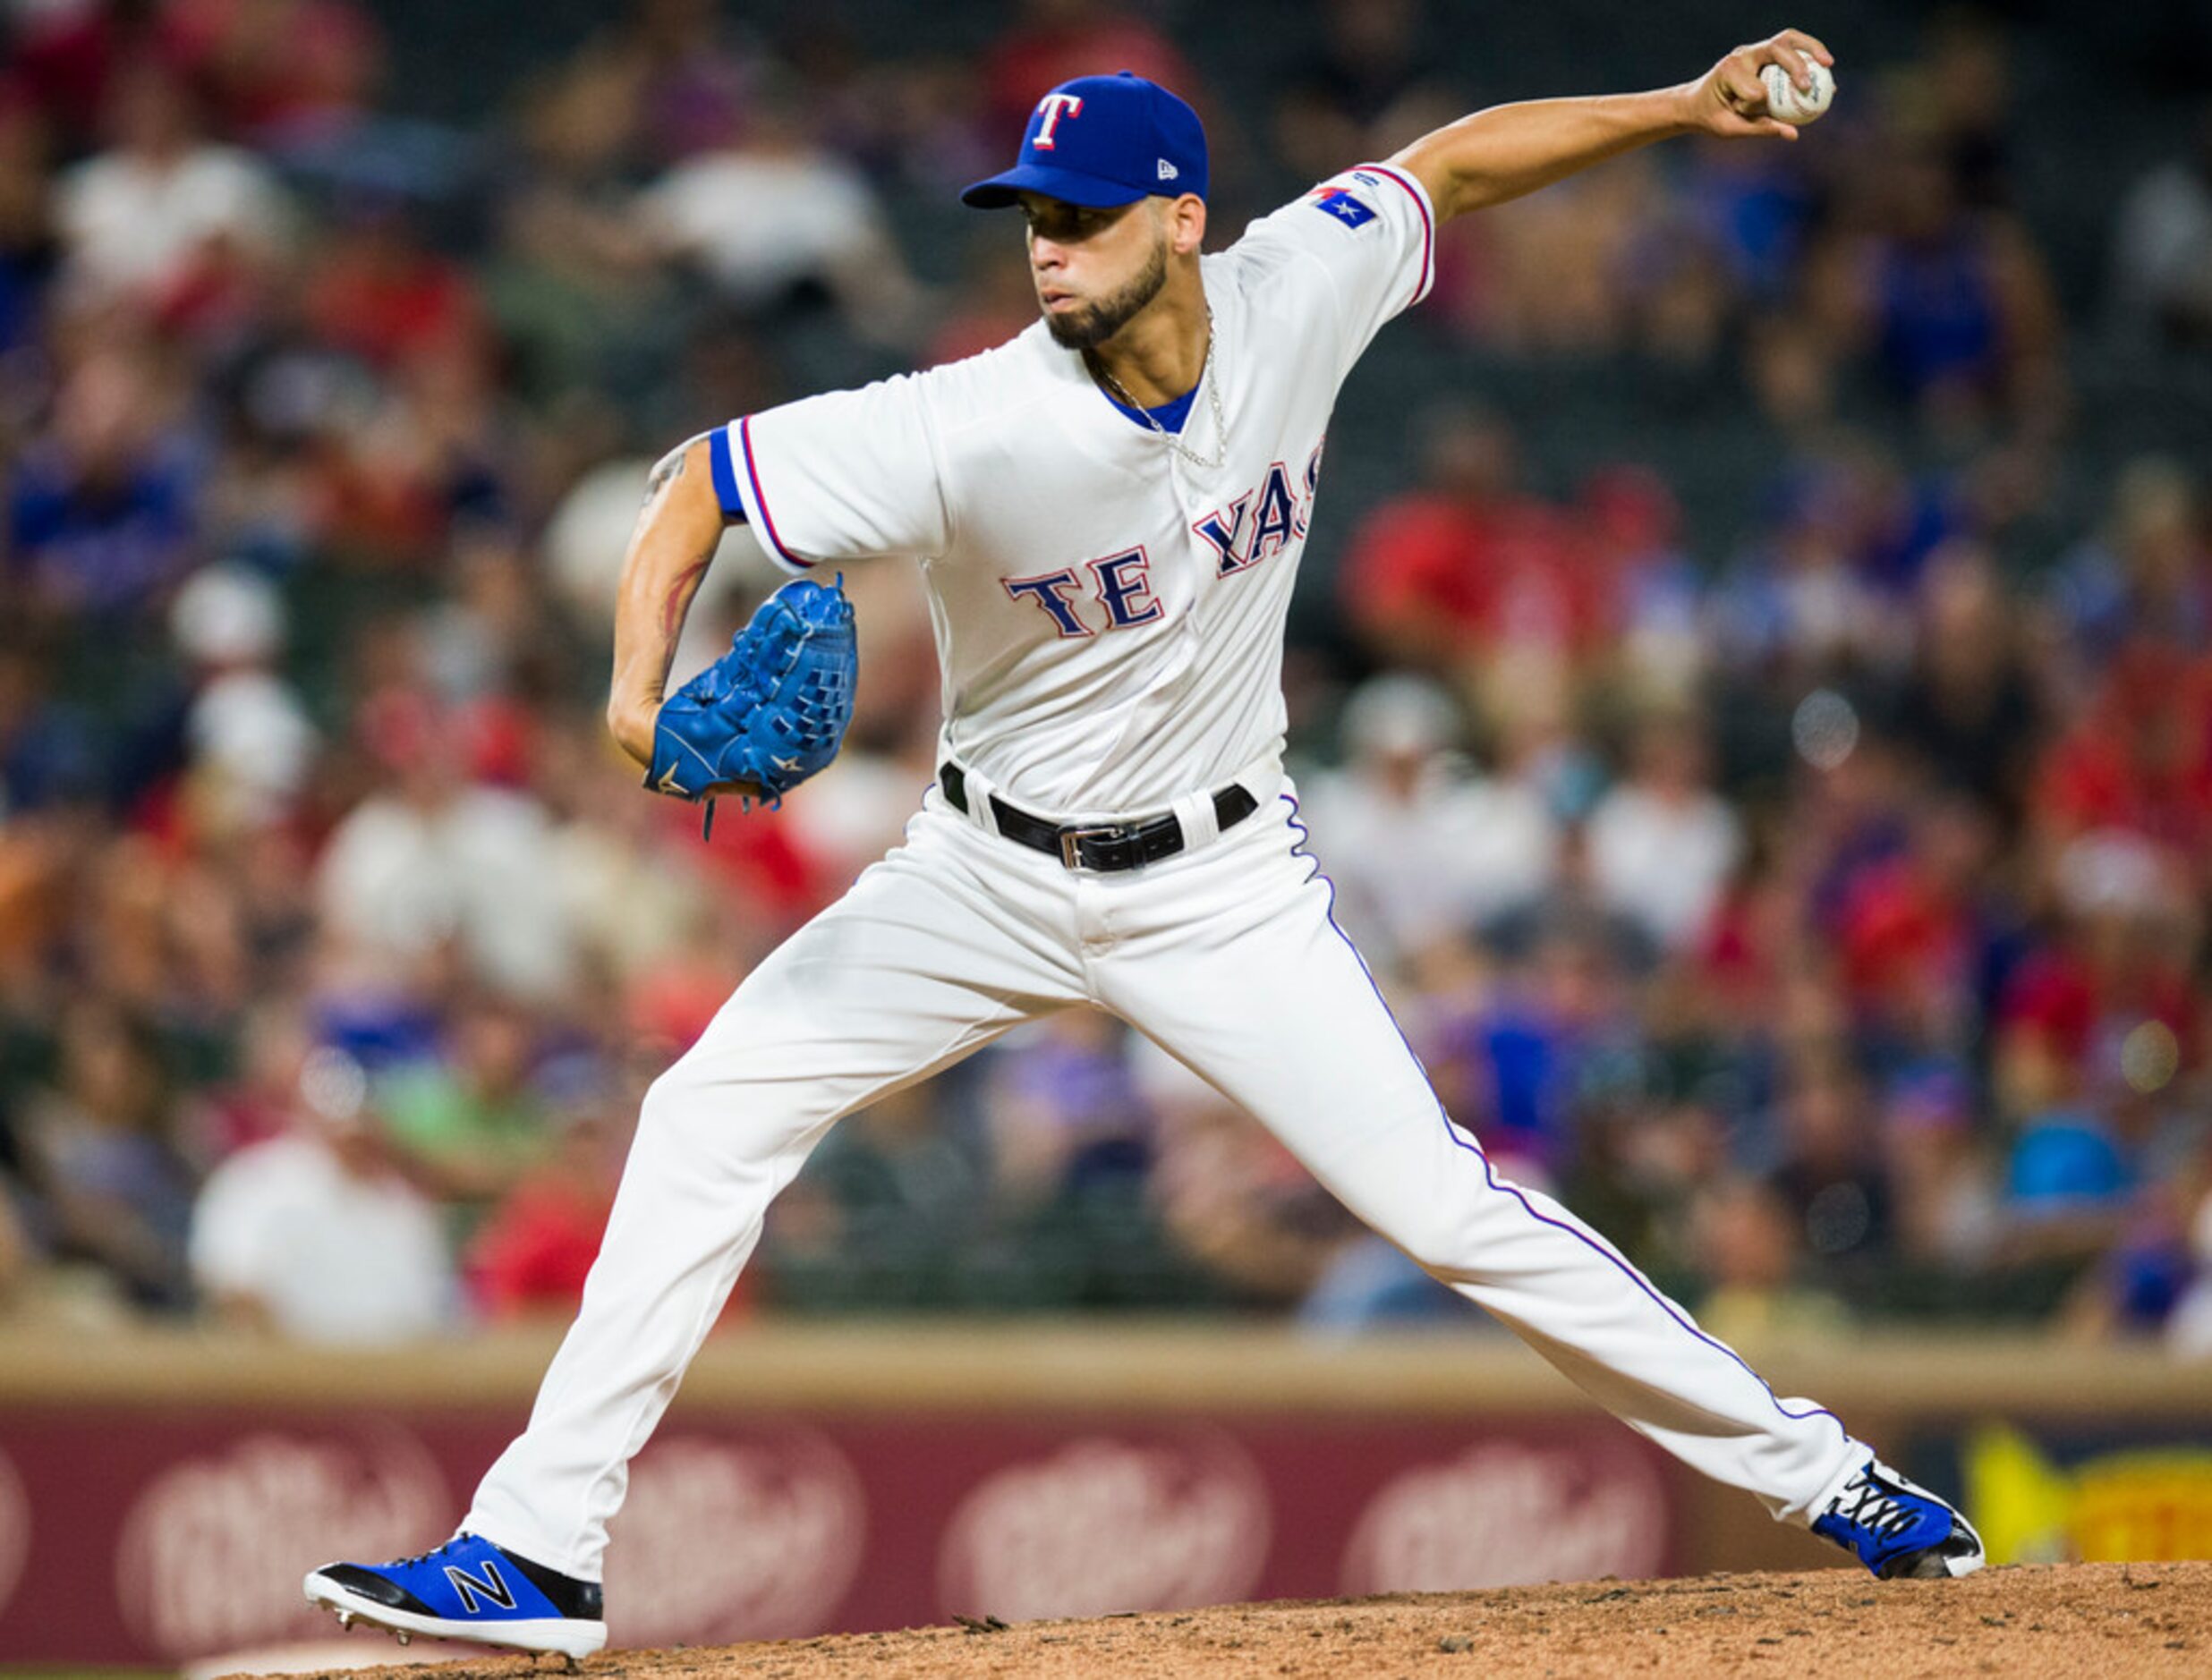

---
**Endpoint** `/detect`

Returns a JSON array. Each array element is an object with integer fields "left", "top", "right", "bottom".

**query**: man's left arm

[{"left": 1392, "top": 29, "right": 1833, "bottom": 223}]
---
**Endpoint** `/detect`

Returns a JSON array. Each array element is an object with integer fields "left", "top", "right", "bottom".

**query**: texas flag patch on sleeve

[{"left": 1312, "top": 186, "right": 1377, "bottom": 228}]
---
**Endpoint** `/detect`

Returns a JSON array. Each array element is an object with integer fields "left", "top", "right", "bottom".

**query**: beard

[{"left": 1042, "top": 236, "right": 1169, "bottom": 350}]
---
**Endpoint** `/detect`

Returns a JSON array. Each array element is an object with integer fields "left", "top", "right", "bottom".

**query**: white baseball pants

[{"left": 465, "top": 785, "right": 1865, "bottom": 1580}]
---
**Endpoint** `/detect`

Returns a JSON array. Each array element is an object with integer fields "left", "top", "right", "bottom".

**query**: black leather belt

[{"left": 939, "top": 762, "right": 1259, "bottom": 872}]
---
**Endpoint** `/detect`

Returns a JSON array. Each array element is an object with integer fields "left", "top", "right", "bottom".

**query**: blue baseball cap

[{"left": 962, "top": 72, "right": 1207, "bottom": 209}]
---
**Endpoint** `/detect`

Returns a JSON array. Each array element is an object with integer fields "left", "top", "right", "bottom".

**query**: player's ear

[{"left": 1168, "top": 192, "right": 1206, "bottom": 255}]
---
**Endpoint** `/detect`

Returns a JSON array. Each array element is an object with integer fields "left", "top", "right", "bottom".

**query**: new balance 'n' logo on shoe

[
  {"left": 447, "top": 1557, "right": 516, "bottom": 1613},
  {"left": 1814, "top": 1459, "right": 1986, "bottom": 1580},
  {"left": 303, "top": 1532, "right": 607, "bottom": 1657}
]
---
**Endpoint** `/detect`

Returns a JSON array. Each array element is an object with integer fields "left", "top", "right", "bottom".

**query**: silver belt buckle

[{"left": 1058, "top": 825, "right": 1119, "bottom": 870}]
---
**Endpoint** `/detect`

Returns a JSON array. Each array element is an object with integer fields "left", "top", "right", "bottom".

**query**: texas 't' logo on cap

[
  {"left": 962, "top": 72, "right": 1208, "bottom": 209},
  {"left": 1033, "top": 92, "right": 1084, "bottom": 149}
]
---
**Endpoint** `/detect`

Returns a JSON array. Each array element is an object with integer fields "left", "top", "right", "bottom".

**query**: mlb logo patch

[{"left": 1312, "top": 187, "right": 1376, "bottom": 229}]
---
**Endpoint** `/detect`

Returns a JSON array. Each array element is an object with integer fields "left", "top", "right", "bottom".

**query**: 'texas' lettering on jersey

[
  {"left": 1002, "top": 439, "right": 1326, "bottom": 639},
  {"left": 1002, "top": 548, "right": 1161, "bottom": 639},
  {"left": 1193, "top": 440, "right": 1326, "bottom": 577}
]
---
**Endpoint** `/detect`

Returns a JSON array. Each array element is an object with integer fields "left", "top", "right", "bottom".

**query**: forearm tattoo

[
  {"left": 643, "top": 429, "right": 718, "bottom": 508},
  {"left": 643, "top": 447, "right": 688, "bottom": 504},
  {"left": 659, "top": 551, "right": 713, "bottom": 642}
]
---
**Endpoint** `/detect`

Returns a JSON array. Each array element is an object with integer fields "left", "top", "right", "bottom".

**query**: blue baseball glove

[{"left": 646, "top": 575, "right": 857, "bottom": 833}]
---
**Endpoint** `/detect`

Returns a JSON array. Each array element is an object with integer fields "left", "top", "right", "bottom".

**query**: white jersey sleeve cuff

[{"left": 1357, "top": 161, "right": 1437, "bottom": 309}]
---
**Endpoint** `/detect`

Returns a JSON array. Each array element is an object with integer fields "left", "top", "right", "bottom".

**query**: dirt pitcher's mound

[{"left": 286, "top": 1561, "right": 2209, "bottom": 1678}]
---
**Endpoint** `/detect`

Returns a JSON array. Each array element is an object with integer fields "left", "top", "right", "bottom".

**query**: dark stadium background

[{"left": 1, "top": 1, "right": 2210, "bottom": 1669}]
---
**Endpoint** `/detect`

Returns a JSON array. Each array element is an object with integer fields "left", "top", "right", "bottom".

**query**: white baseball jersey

[{"left": 715, "top": 164, "right": 1436, "bottom": 817}]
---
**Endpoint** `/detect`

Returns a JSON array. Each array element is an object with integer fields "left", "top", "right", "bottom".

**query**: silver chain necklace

[{"left": 1088, "top": 306, "right": 1227, "bottom": 471}]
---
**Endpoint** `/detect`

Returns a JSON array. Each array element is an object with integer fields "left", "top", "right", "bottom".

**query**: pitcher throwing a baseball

[{"left": 308, "top": 30, "right": 1980, "bottom": 1657}]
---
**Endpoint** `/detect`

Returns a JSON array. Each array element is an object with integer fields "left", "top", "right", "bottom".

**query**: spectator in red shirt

[
  {"left": 465, "top": 1069, "right": 667, "bottom": 1322},
  {"left": 1995, "top": 829, "right": 2199, "bottom": 1091},
  {"left": 1340, "top": 403, "right": 1600, "bottom": 687},
  {"left": 2033, "top": 645, "right": 2212, "bottom": 853},
  {"left": 301, "top": 202, "right": 482, "bottom": 370},
  {"left": 1831, "top": 793, "right": 1994, "bottom": 1059},
  {"left": 8, "top": 0, "right": 130, "bottom": 146},
  {"left": 980, "top": 0, "right": 1204, "bottom": 139},
  {"left": 158, "top": 0, "right": 385, "bottom": 143}
]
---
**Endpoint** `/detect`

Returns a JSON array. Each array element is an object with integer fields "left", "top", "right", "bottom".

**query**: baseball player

[{"left": 308, "top": 31, "right": 1982, "bottom": 1657}]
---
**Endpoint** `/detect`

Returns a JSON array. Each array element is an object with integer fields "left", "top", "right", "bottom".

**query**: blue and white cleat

[
  {"left": 1814, "top": 1459, "right": 1987, "bottom": 1580},
  {"left": 303, "top": 1532, "right": 607, "bottom": 1658}
]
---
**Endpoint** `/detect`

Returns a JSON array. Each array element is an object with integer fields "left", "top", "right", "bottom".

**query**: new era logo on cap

[{"left": 961, "top": 71, "right": 1208, "bottom": 209}]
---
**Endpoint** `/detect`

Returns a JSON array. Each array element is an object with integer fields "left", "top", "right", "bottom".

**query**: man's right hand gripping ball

[{"left": 646, "top": 575, "right": 858, "bottom": 813}]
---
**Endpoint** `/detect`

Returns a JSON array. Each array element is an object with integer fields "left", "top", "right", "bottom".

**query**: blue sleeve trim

[{"left": 709, "top": 425, "right": 746, "bottom": 523}]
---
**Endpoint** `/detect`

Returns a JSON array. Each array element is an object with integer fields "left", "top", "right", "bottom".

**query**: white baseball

[{"left": 1759, "top": 58, "right": 1834, "bottom": 125}]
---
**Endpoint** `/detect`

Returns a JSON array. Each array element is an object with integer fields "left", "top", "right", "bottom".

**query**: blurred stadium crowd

[{"left": 3, "top": 0, "right": 2212, "bottom": 1352}]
